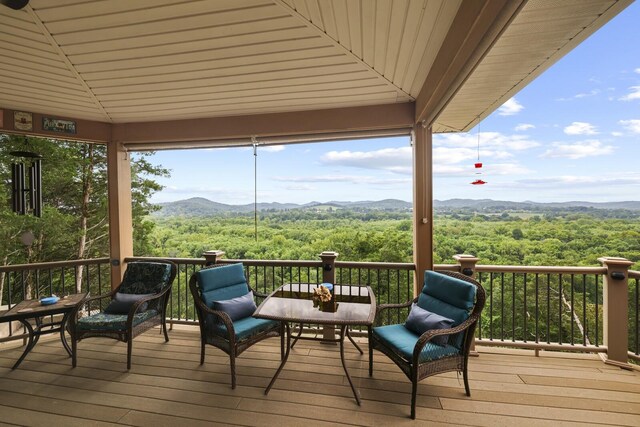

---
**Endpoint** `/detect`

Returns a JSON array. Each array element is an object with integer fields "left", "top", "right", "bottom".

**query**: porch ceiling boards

[
  {"left": 0, "top": 327, "right": 639, "bottom": 425},
  {"left": 0, "top": 0, "right": 631, "bottom": 132}
]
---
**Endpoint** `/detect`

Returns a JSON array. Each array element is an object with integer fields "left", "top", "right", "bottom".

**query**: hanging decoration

[
  {"left": 252, "top": 137, "right": 259, "bottom": 242},
  {"left": 9, "top": 136, "right": 42, "bottom": 217},
  {"left": 471, "top": 118, "right": 487, "bottom": 186}
]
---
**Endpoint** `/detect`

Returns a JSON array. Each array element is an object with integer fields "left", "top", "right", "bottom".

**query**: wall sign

[
  {"left": 43, "top": 117, "right": 76, "bottom": 134},
  {"left": 14, "top": 111, "right": 33, "bottom": 131}
]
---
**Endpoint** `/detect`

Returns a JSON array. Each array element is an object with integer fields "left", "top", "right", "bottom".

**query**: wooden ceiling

[{"left": 0, "top": 0, "right": 632, "bottom": 133}]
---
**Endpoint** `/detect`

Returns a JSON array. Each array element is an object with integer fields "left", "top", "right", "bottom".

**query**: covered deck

[{"left": 0, "top": 326, "right": 638, "bottom": 426}]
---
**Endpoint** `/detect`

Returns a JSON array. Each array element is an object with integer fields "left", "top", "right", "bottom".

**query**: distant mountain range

[
  {"left": 152, "top": 197, "right": 640, "bottom": 217},
  {"left": 433, "top": 199, "right": 640, "bottom": 210}
]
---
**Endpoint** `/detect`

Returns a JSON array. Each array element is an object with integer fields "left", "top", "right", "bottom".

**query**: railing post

[
  {"left": 454, "top": 254, "right": 480, "bottom": 356},
  {"left": 319, "top": 251, "right": 339, "bottom": 342},
  {"left": 203, "top": 250, "right": 225, "bottom": 266},
  {"left": 598, "top": 257, "right": 632, "bottom": 369},
  {"left": 320, "top": 251, "right": 338, "bottom": 284},
  {"left": 453, "top": 254, "right": 479, "bottom": 278}
]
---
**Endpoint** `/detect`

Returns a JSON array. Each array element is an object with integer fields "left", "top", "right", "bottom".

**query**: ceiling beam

[
  {"left": 415, "top": 0, "right": 526, "bottom": 126},
  {"left": 0, "top": 108, "right": 111, "bottom": 143},
  {"left": 112, "top": 102, "right": 414, "bottom": 145}
]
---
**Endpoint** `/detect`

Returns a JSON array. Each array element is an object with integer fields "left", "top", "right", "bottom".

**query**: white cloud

[
  {"left": 284, "top": 184, "right": 314, "bottom": 191},
  {"left": 541, "top": 140, "right": 614, "bottom": 159},
  {"left": 434, "top": 132, "right": 539, "bottom": 151},
  {"left": 575, "top": 89, "right": 600, "bottom": 98},
  {"left": 321, "top": 147, "right": 412, "bottom": 174},
  {"left": 261, "top": 145, "right": 285, "bottom": 152},
  {"left": 514, "top": 123, "right": 535, "bottom": 131},
  {"left": 512, "top": 173, "right": 640, "bottom": 189},
  {"left": 635, "top": 68, "right": 640, "bottom": 74},
  {"left": 497, "top": 97, "right": 524, "bottom": 116},
  {"left": 272, "top": 174, "right": 411, "bottom": 186},
  {"left": 619, "top": 119, "right": 640, "bottom": 133},
  {"left": 558, "top": 89, "right": 601, "bottom": 101},
  {"left": 619, "top": 86, "right": 640, "bottom": 101},
  {"left": 433, "top": 132, "right": 537, "bottom": 176},
  {"left": 315, "top": 131, "right": 537, "bottom": 179},
  {"left": 563, "top": 122, "right": 598, "bottom": 135},
  {"left": 611, "top": 131, "right": 623, "bottom": 137}
]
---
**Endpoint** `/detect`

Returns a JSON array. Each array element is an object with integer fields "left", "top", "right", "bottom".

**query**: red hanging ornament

[{"left": 471, "top": 119, "right": 487, "bottom": 185}]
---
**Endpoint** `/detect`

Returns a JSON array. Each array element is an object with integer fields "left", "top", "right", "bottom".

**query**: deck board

[{"left": 0, "top": 325, "right": 638, "bottom": 426}]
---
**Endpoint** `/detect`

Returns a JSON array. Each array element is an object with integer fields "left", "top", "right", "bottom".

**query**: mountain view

[{"left": 153, "top": 197, "right": 640, "bottom": 217}]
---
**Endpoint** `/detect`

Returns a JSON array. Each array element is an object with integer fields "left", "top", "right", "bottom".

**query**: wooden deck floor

[{"left": 0, "top": 326, "right": 639, "bottom": 426}]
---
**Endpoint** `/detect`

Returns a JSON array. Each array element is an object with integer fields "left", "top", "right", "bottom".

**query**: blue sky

[{"left": 147, "top": 2, "right": 640, "bottom": 205}]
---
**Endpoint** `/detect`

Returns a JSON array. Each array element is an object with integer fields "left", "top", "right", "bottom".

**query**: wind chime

[
  {"left": 9, "top": 137, "right": 43, "bottom": 217},
  {"left": 471, "top": 120, "right": 487, "bottom": 186}
]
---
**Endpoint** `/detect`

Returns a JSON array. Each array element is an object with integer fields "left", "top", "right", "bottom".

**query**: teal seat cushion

[
  {"left": 77, "top": 310, "right": 159, "bottom": 331},
  {"left": 373, "top": 324, "right": 460, "bottom": 363},
  {"left": 197, "top": 264, "right": 250, "bottom": 307},
  {"left": 212, "top": 316, "right": 278, "bottom": 341}
]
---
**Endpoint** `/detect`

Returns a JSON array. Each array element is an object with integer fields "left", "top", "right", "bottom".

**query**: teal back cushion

[
  {"left": 119, "top": 262, "right": 173, "bottom": 295},
  {"left": 417, "top": 271, "right": 476, "bottom": 326},
  {"left": 197, "top": 264, "right": 250, "bottom": 307}
]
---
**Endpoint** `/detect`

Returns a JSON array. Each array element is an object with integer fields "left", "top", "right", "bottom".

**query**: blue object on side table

[
  {"left": 40, "top": 296, "right": 60, "bottom": 305},
  {"left": 321, "top": 283, "right": 333, "bottom": 292}
]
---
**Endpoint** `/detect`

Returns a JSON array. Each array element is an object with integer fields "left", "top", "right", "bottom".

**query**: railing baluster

[
  {"left": 489, "top": 272, "right": 494, "bottom": 341},
  {"left": 559, "top": 273, "right": 563, "bottom": 345},
  {"left": 500, "top": 272, "right": 505, "bottom": 341},
  {"left": 582, "top": 274, "right": 587, "bottom": 346},
  {"left": 535, "top": 273, "right": 539, "bottom": 344},
  {"left": 546, "top": 273, "right": 551, "bottom": 344},
  {"left": 512, "top": 272, "right": 515, "bottom": 341},
  {"left": 478, "top": 272, "right": 483, "bottom": 340},
  {"left": 595, "top": 274, "right": 599, "bottom": 346},
  {"left": 523, "top": 273, "right": 527, "bottom": 342}
]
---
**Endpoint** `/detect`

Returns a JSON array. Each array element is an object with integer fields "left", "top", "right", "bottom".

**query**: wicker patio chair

[
  {"left": 369, "top": 270, "right": 485, "bottom": 419},
  {"left": 189, "top": 263, "right": 284, "bottom": 389},
  {"left": 71, "top": 260, "right": 177, "bottom": 369}
]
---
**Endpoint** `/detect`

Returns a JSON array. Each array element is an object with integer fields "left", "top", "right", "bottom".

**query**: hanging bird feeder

[{"left": 471, "top": 119, "right": 487, "bottom": 185}]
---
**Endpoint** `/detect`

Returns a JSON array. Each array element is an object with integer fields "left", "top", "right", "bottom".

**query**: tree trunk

[{"left": 76, "top": 145, "right": 95, "bottom": 293}]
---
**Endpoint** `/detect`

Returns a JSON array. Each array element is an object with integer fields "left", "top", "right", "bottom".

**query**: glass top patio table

[
  {"left": 253, "top": 283, "right": 375, "bottom": 325},
  {"left": 254, "top": 283, "right": 376, "bottom": 405}
]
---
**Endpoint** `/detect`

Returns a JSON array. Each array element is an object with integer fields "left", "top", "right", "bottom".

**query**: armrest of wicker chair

[{"left": 191, "top": 290, "right": 236, "bottom": 338}]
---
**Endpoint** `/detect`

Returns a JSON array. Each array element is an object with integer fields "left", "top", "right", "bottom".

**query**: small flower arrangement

[{"left": 312, "top": 285, "right": 332, "bottom": 307}]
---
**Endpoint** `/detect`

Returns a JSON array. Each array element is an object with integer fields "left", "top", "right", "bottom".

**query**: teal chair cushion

[
  {"left": 213, "top": 316, "right": 278, "bottom": 341},
  {"left": 373, "top": 324, "right": 460, "bottom": 363},
  {"left": 77, "top": 310, "right": 159, "bottom": 331},
  {"left": 197, "top": 264, "right": 250, "bottom": 308},
  {"left": 119, "top": 262, "right": 173, "bottom": 294},
  {"left": 417, "top": 271, "right": 476, "bottom": 326}
]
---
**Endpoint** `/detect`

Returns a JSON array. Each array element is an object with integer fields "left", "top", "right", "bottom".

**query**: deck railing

[
  {"left": 629, "top": 270, "right": 640, "bottom": 362},
  {"left": 0, "top": 258, "right": 111, "bottom": 342},
  {"left": 473, "top": 265, "right": 606, "bottom": 352},
  {"left": 126, "top": 256, "right": 417, "bottom": 328},
  {"left": 2, "top": 254, "right": 638, "bottom": 366}
]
